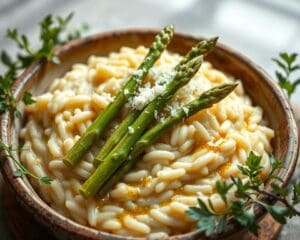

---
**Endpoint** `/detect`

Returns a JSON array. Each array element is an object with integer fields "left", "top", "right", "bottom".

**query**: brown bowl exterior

[{"left": 0, "top": 29, "right": 299, "bottom": 240}]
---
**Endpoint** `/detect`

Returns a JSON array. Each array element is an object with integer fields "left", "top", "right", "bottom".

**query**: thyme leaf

[
  {"left": 0, "top": 140, "right": 52, "bottom": 185},
  {"left": 272, "top": 52, "right": 300, "bottom": 98}
]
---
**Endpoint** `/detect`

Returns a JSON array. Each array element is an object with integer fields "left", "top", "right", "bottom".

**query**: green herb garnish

[
  {"left": 272, "top": 52, "right": 300, "bottom": 98},
  {"left": 0, "top": 141, "right": 52, "bottom": 184},
  {"left": 0, "top": 13, "right": 88, "bottom": 184},
  {"left": 0, "top": 12, "right": 88, "bottom": 116},
  {"left": 187, "top": 151, "right": 300, "bottom": 236}
]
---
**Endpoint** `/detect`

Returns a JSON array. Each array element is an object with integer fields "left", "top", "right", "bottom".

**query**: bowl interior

[{"left": 1, "top": 30, "right": 298, "bottom": 240}]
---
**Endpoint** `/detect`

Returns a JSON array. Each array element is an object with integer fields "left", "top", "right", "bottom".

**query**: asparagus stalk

[
  {"left": 132, "top": 83, "right": 238, "bottom": 156},
  {"left": 98, "top": 83, "right": 238, "bottom": 196},
  {"left": 93, "top": 37, "right": 218, "bottom": 167},
  {"left": 80, "top": 55, "right": 203, "bottom": 198},
  {"left": 93, "top": 110, "right": 140, "bottom": 167},
  {"left": 176, "top": 37, "right": 218, "bottom": 68},
  {"left": 63, "top": 25, "right": 174, "bottom": 168}
]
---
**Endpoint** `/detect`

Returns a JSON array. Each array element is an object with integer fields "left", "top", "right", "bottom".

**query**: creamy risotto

[{"left": 20, "top": 46, "right": 274, "bottom": 238}]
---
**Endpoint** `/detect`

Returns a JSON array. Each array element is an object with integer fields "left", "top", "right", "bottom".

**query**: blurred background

[{"left": 0, "top": 0, "right": 299, "bottom": 239}]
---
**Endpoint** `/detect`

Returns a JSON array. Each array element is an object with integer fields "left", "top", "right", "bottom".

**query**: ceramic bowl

[{"left": 1, "top": 29, "right": 299, "bottom": 240}]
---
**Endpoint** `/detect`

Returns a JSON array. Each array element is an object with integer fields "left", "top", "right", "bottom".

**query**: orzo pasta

[{"left": 20, "top": 46, "right": 274, "bottom": 237}]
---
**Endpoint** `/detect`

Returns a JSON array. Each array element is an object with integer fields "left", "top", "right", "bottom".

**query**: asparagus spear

[
  {"left": 93, "top": 110, "right": 140, "bottom": 167},
  {"left": 63, "top": 25, "right": 174, "bottom": 168},
  {"left": 132, "top": 83, "right": 238, "bottom": 156},
  {"left": 93, "top": 37, "right": 218, "bottom": 167},
  {"left": 176, "top": 37, "right": 218, "bottom": 68},
  {"left": 80, "top": 55, "right": 203, "bottom": 198},
  {"left": 98, "top": 83, "right": 238, "bottom": 196}
]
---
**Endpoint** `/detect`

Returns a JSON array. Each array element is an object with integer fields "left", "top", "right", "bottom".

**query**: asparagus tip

[
  {"left": 225, "top": 82, "right": 238, "bottom": 91},
  {"left": 210, "top": 36, "right": 219, "bottom": 46},
  {"left": 165, "top": 24, "right": 175, "bottom": 31},
  {"left": 188, "top": 55, "right": 203, "bottom": 69},
  {"left": 205, "top": 37, "right": 219, "bottom": 52},
  {"left": 210, "top": 83, "right": 238, "bottom": 100}
]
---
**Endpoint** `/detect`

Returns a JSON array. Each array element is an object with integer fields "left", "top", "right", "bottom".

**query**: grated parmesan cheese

[
  {"left": 129, "top": 82, "right": 166, "bottom": 110},
  {"left": 130, "top": 69, "right": 144, "bottom": 77},
  {"left": 182, "top": 106, "right": 189, "bottom": 116},
  {"left": 112, "top": 124, "right": 119, "bottom": 131},
  {"left": 128, "top": 66, "right": 179, "bottom": 111},
  {"left": 128, "top": 126, "right": 134, "bottom": 134},
  {"left": 154, "top": 110, "right": 159, "bottom": 120},
  {"left": 149, "top": 67, "right": 176, "bottom": 85},
  {"left": 167, "top": 101, "right": 180, "bottom": 117}
]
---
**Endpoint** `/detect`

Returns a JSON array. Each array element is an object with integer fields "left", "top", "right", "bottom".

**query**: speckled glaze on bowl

[{"left": 0, "top": 29, "right": 299, "bottom": 240}]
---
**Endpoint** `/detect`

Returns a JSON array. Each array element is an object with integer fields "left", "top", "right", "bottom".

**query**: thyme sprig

[
  {"left": 0, "top": 13, "right": 88, "bottom": 184},
  {"left": 187, "top": 152, "right": 300, "bottom": 236},
  {"left": 0, "top": 141, "right": 52, "bottom": 184},
  {"left": 0, "top": 12, "right": 88, "bottom": 116},
  {"left": 272, "top": 52, "right": 300, "bottom": 98}
]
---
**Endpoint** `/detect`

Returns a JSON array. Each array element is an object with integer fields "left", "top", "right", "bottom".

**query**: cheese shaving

[
  {"left": 128, "top": 67, "right": 177, "bottom": 111},
  {"left": 129, "top": 82, "right": 165, "bottom": 110},
  {"left": 128, "top": 126, "right": 134, "bottom": 134}
]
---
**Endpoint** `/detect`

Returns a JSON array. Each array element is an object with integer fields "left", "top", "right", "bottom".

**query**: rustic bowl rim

[{"left": 0, "top": 28, "right": 299, "bottom": 240}]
